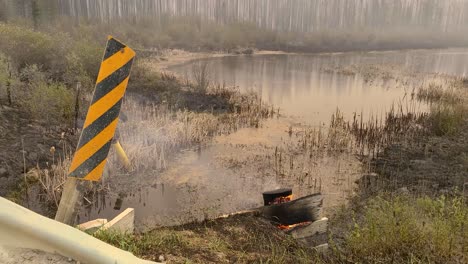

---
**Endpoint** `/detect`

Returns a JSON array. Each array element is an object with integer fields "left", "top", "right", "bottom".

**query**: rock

[
  {"left": 0, "top": 167, "right": 8, "bottom": 178},
  {"left": 396, "top": 187, "right": 409, "bottom": 195},
  {"left": 314, "top": 243, "right": 329, "bottom": 254},
  {"left": 158, "top": 255, "right": 165, "bottom": 262}
]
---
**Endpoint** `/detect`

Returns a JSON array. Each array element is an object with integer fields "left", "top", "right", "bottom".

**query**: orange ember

[
  {"left": 270, "top": 194, "right": 293, "bottom": 205},
  {"left": 271, "top": 194, "right": 312, "bottom": 230},
  {"left": 278, "top": 221, "right": 312, "bottom": 230}
]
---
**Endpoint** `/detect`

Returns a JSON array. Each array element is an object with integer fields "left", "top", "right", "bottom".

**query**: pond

[{"left": 169, "top": 49, "right": 468, "bottom": 125}]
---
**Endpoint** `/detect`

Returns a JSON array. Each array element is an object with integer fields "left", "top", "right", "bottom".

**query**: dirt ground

[
  {"left": 141, "top": 49, "right": 288, "bottom": 73},
  {"left": 0, "top": 104, "right": 76, "bottom": 199},
  {"left": 0, "top": 247, "right": 73, "bottom": 264},
  {"left": 368, "top": 121, "right": 468, "bottom": 196}
]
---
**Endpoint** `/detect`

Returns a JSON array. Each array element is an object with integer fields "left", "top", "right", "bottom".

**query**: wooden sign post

[{"left": 55, "top": 36, "right": 135, "bottom": 225}]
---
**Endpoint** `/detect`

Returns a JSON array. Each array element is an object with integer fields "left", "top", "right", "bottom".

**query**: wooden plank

[
  {"left": 288, "top": 217, "right": 328, "bottom": 239},
  {"left": 259, "top": 193, "right": 322, "bottom": 225},
  {"left": 100, "top": 208, "right": 135, "bottom": 233},
  {"left": 54, "top": 177, "right": 88, "bottom": 225},
  {"left": 296, "top": 232, "right": 328, "bottom": 248},
  {"left": 77, "top": 219, "right": 108, "bottom": 231},
  {"left": 216, "top": 209, "right": 260, "bottom": 219},
  {"left": 314, "top": 243, "right": 329, "bottom": 253}
]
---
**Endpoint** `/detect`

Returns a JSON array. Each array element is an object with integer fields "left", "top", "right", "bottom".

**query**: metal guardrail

[{"left": 0, "top": 197, "right": 159, "bottom": 264}]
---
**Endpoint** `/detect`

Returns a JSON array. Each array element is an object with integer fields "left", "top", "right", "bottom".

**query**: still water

[{"left": 170, "top": 49, "right": 468, "bottom": 125}]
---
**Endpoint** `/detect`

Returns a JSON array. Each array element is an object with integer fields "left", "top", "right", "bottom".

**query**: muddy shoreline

[{"left": 140, "top": 49, "right": 290, "bottom": 77}]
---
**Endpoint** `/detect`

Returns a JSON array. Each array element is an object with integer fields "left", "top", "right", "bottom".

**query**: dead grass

[
  {"left": 112, "top": 82, "right": 274, "bottom": 174},
  {"left": 417, "top": 81, "right": 466, "bottom": 104},
  {"left": 27, "top": 138, "right": 72, "bottom": 207}
]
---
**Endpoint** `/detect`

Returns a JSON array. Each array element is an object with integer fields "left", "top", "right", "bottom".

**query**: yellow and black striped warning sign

[{"left": 68, "top": 36, "right": 135, "bottom": 181}]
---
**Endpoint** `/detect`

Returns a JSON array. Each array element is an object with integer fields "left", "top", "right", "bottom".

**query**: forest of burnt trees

[{"left": 2, "top": 0, "right": 468, "bottom": 34}]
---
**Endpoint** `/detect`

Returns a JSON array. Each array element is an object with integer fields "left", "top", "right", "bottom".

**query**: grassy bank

[
  {"left": 95, "top": 214, "right": 321, "bottom": 264},
  {"left": 92, "top": 194, "right": 467, "bottom": 264}
]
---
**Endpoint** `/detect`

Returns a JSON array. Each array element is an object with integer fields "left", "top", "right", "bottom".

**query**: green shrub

[
  {"left": 0, "top": 23, "right": 100, "bottom": 88},
  {"left": 19, "top": 64, "right": 47, "bottom": 84},
  {"left": 64, "top": 39, "right": 101, "bottom": 89},
  {"left": 0, "top": 23, "right": 70, "bottom": 78},
  {"left": 26, "top": 81, "right": 74, "bottom": 124},
  {"left": 346, "top": 195, "right": 468, "bottom": 263},
  {"left": 429, "top": 104, "right": 465, "bottom": 136}
]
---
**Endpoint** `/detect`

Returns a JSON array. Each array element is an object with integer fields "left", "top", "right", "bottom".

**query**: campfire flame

[
  {"left": 271, "top": 194, "right": 311, "bottom": 230},
  {"left": 278, "top": 221, "right": 312, "bottom": 230},
  {"left": 270, "top": 194, "right": 293, "bottom": 205}
]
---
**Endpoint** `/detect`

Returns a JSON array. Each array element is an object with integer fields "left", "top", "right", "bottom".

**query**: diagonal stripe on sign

[
  {"left": 103, "top": 36, "right": 126, "bottom": 60},
  {"left": 96, "top": 46, "right": 135, "bottom": 84},
  {"left": 84, "top": 77, "right": 129, "bottom": 129},
  {"left": 68, "top": 36, "right": 135, "bottom": 181},
  {"left": 83, "top": 159, "right": 108, "bottom": 181},
  {"left": 68, "top": 119, "right": 119, "bottom": 173},
  {"left": 68, "top": 140, "right": 113, "bottom": 178},
  {"left": 92, "top": 59, "right": 133, "bottom": 104},
  {"left": 77, "top": 99, "right": 123, "bottom": 150}
]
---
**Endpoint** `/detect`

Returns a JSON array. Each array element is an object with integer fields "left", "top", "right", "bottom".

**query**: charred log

[
  {"left": 259, "top": 193, "right": 322, "bottom": 225},
  {"left": 262, "top": 188, "right": 292, "bottom": 206}
]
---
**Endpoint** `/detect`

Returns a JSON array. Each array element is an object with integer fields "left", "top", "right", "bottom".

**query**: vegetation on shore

[
  {"left": 6, "top": 11, "right": 468, "bottom": 54},
  {"left": 95, "top": 215, "right": 321, "bottom": 264},
  {"left": 93, "top": 193, "right": 467, "bottom": 264}
]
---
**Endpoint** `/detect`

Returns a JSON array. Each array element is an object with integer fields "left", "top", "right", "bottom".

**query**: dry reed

[{"left": 111, "top": 84, "right": 275, "bottom": 173}]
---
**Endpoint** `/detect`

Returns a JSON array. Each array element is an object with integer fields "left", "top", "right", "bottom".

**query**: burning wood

[
  {"left": 260, "top": 191, "right": 322, "bottom": 226},
  {"left": 215, "top": 188, "right": 328, "bottom": 251},
  {"left": 260, "top": 189, "right": 328, "bottom": 250},
  {"left": 262, "top": 188, "right": 293, "bottom": 206},
  {"left": 278, "top": 221, "right": 311, "bottom": 230}
]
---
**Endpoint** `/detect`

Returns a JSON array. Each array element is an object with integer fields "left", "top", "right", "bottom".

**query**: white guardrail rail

[{"left": 0, "top": 197, "right": 160, "bottom": 264}]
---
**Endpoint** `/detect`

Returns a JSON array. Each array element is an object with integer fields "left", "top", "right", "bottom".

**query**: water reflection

[{"left": 170, "top": 49, "right": 468, "bottom": 125}]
